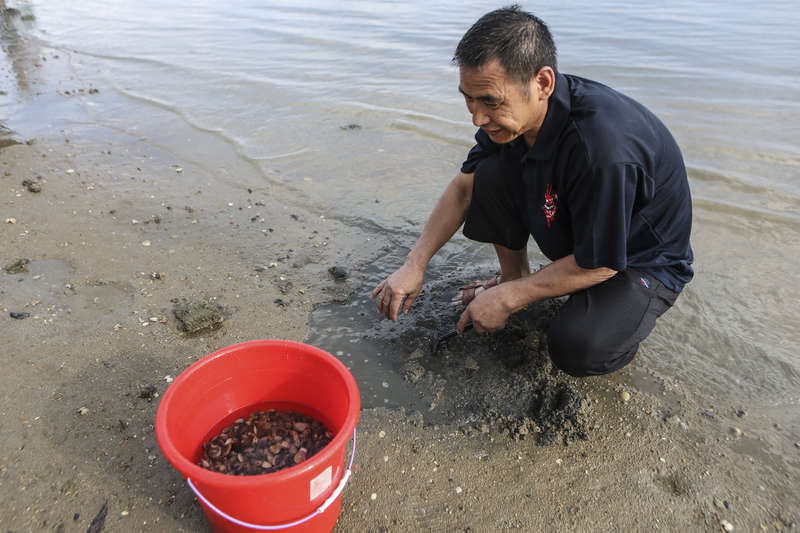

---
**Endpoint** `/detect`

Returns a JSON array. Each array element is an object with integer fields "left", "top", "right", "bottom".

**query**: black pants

[
  {"left": 463, "top": 154, "right": 679, "bottom": 376},
  {"left": 546, "top": 269, "right": 677, "bottom": 376}
]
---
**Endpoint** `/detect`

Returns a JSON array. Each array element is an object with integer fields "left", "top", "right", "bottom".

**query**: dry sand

[{"left": 1, "top": 129, "right": 797, "bottom": 532}]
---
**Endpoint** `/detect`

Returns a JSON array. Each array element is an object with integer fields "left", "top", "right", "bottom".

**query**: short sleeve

[
  {"left": 460, "top": 129, "right": 500, "bottom": 174},
  {"left": 568, "top": 162, "right": 655, "bottom": 271}
]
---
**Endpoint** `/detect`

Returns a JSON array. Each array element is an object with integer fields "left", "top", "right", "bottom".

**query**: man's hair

[{"left": 453, "top": 5, "right": 557, "bottom": 93}]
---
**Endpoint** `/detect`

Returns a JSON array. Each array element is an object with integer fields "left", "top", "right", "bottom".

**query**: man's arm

[
  {"left": 457, "top": 254, "right": 616, "bottom": 333},
  {"left": 372, "top": 171, "right": 474, "bottom": 321}
]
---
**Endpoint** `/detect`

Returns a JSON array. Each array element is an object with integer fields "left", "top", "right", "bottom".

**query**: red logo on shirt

[{"left": 542, "top": 184, "right": 558, "bottom": 227}]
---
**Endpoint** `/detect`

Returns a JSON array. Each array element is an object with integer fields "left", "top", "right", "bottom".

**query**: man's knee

[{"left": 547, "top": 320, "right": 637, "bottom": 377}]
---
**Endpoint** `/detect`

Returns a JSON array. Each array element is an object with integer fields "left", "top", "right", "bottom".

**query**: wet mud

[
  {"left": 393, "top": 297, "right": 589, "bottom": 446},
  {"left": 318, "top": 272, "right": 591, "bottom": 446}
]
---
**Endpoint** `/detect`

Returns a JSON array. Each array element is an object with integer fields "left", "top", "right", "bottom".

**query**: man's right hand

[
  {"left": 370, "top": 170, "right": 473, "bottom": 322},
  {"left": 370, "top": 262, "right": 425, "bottom": 322}
]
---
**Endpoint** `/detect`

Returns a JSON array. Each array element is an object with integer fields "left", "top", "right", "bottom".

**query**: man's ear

[{"left": 533, "top": 66, "right": 555, "bottom": 101}]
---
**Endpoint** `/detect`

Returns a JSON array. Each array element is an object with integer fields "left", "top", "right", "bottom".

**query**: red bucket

[{"left": 155, "top": 340, "right": 360, "bottom": 532}]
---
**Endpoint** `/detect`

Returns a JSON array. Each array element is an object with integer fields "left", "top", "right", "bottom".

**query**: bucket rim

[{"left": 155, "top": 339, "right": 360, "bottom": 488}]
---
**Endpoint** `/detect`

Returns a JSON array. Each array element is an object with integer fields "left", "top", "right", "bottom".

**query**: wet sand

[{"left": 1, "top": 129, "right": 797, "bottom": 532}]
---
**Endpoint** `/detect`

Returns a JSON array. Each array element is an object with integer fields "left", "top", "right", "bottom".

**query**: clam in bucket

[{"left": 155, "top": 340, "right": 360, "bottom": 532}]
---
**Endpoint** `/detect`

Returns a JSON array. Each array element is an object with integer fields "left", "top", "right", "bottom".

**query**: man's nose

[{"left": 472, "top": 108, "right": 490, "bottom": 127}]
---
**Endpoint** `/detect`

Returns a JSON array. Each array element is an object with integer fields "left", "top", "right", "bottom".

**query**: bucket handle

[{"left": 187, "top": 428, "right": 357, "bottom": 530}]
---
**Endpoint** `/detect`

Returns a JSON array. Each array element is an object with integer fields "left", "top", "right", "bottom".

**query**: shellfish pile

[{"left": 198, "top": 410, "right": 333, "bottom": 475}]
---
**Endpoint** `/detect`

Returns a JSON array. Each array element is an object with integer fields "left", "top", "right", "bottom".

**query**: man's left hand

[{"left": 456, "top": 285, "right": 511, "bottom": 334}]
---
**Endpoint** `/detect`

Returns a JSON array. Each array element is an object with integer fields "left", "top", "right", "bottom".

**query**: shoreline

[{"left": 1, "top": 129, "right": 797, "bottom": 532}]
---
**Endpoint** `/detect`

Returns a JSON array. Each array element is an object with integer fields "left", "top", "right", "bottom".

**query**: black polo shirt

[{"left": 461, "top": 72, "right": 694, "bottom": 292}]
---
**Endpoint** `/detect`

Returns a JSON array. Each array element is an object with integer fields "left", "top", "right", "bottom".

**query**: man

[{"left": 371, "top": 5, "right": 693, "bottom": 377}]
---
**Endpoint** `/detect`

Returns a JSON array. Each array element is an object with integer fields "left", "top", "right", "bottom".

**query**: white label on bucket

[{"left": 310, "top": 465, "right": 332, "bottom": 501}]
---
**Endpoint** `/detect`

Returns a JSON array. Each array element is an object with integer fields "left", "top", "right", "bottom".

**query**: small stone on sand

[
  {"left": 4, "top": 258, "right": 29, "bottom": 273},
  {"left": 328, "top": 266, "right": 348, "bottom": 281},
  {"left": 22, "top": 179, "right": 41, "bottom": 193},
  {"left": 173, "top": 300, "right": 223, "bottom": 334}
]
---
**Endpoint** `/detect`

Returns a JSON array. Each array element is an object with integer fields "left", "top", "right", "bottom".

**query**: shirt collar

[{"left": 524, "top": 71, "right": 571, "bottom": 161}]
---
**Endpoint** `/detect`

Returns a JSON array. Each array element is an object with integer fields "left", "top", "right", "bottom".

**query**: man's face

[{"left": 458, "top": 59, "right": 548, "bottom": 145}]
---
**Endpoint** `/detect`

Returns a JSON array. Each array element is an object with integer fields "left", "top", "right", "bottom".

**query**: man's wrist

[
  {"left": 498, "top": 281, "right": 527, "bottom": 313},
  {"left": 404, "top": 252, "right": 429, "bottom": 272}
]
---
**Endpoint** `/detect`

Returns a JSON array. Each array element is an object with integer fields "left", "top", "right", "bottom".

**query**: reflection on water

[
  {"left": 2, "top": 0, "right": 798, "bottom": 427},
  {"left": 1, "top": 1, "right": 40, "bottom": 99}
]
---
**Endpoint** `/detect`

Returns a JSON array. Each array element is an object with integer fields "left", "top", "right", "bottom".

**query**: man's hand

[
  {"left": 456, "top": 284, "right": 512, "bottom": 334},
  {"left": 371, "top": 262, "right": 425, "bottom": 322},
  {"left": 456, "top": 256, "right": 618, "bottom": 334},
  {"left": 369, "top": 171, "right": 473, "bottom": 323}
]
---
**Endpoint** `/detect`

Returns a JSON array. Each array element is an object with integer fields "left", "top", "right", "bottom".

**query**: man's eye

[{"left": 484, "top": 101, "right": 500, "bottom": 109}]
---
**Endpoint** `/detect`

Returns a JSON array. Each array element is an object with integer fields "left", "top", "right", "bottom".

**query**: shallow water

[{"left": 2, "top": 1, "right": 798, "bottom": 425}]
